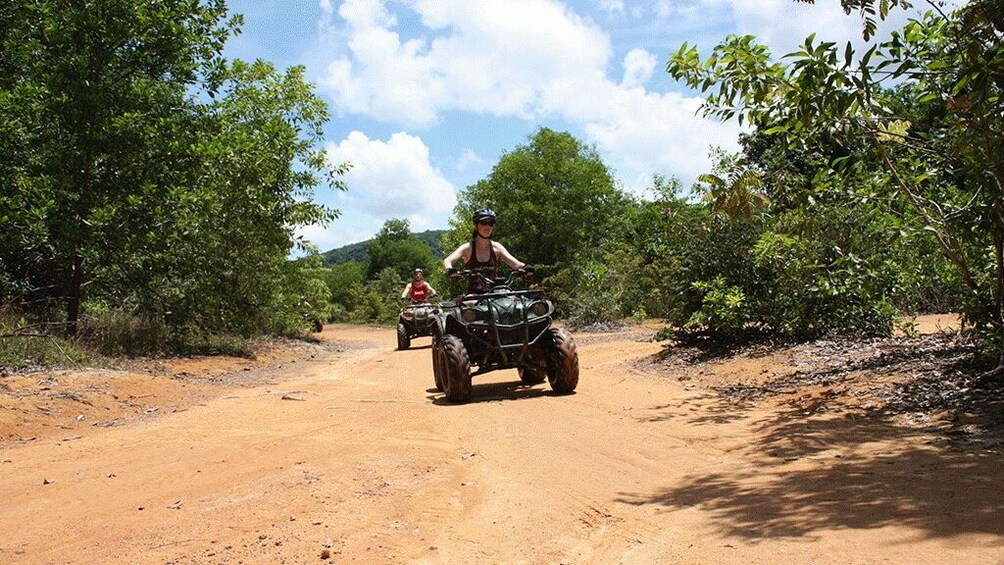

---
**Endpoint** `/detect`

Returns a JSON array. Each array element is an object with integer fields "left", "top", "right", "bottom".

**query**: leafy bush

[
  {"left": 348, "top": 268, "right": 405, "bottom": 325},
  {"left": 684, "top": 276, "right": 749, "bottom": 339}
]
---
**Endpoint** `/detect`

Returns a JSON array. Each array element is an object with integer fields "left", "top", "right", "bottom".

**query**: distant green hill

[{"left": 321, "top": 229, "right": 447, "bottom": 266}]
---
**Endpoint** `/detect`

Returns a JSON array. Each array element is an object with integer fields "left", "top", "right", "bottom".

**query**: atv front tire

[
  {"left": 518, "top": 355, "right": 548, "bottom": 385},
  {"left": 546, "top": 328, "right": 579, "bottom": 394},
  {"left": 431, "top": 337, "right": 445, "bottom": 391},
  {"left": 442, "top": 335, "right": 472, "bottom": 403},
  {"left": 397, "top": 322, "right": 410, "bottom": 350}
]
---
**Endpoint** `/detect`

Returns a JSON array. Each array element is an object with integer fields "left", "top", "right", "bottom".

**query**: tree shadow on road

[
  {"left": 619, "top": 333, "right": 1004, "bottom": 542},
  {"left": 617, "top": 439, "right": 1003, "bottom": 541},
  {"left": 618, "top": 403, "right": 1004, "bottom": 542}
]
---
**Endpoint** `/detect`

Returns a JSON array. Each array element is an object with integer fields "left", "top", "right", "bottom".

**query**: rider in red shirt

[{"left": 401, "top": 268, "right": 437, "bottom": 303}]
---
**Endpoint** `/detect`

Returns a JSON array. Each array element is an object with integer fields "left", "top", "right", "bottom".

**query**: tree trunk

[{"left": 66, "top": 249, "right": 83, "bottom": 337}]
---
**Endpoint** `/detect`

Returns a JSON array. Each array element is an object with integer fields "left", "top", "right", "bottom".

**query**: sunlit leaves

[
  {"left": 669, "top": 0, "right": 1004, "bottom": 350},
  {"left": 453, "top": 127, "right": 627, "bottom": 272},
  {"left": 0, "top": 0, "right": 347, "bottom": 340},
  {"left": 876, "top": 119, "right": 911, "bottom": 143}
]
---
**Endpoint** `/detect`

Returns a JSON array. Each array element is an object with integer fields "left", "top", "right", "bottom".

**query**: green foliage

[
  {"left": 321, "top": 222, "right": 448, "bottom": 325},
  {"left": 0, "top": 0, "right": 347, "bottom": 352},
  {"left": 695, "top": 150, "right": 770, "bottom": 222},
  {"left": 0, "top": 0, "right": 237, "bottom": 331},
  {"left": 749, "top": 206, "right": 900, "bottom": 337},
  {"left": 325, "top": 261, "right": 367, "bottom": 322},
  {"left": 549, "top": 257, "right": 628, "bottom": 326},
  {"left": 77, "top": 303, "right": 171, "bottom": 356},
  {"left": 451, "top": 127, "right": 629, "bottom": 273},
  {"left": 668, "top": 0, "right": 1004, "bottom": 352},
  {"left": 0, "top": 307, "right": 103, "bottom": 371},
  {"left": 349, "top": 268, "right": 405, "bottom": 325},
  {"left": 366, "top": 219, "right": 438, "bottom": 280},
  {"left": 684, "top": 276, "right": 749, "bottom": 339}
]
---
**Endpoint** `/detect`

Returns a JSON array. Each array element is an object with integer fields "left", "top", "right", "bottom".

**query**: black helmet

[{"left": 472, "top": 208, "right": 496, "bottom": 223}]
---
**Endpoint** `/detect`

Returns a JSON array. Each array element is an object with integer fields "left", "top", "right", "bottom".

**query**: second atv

[{"left": 397, "top": 300, "right": 438, "bottom": 350}]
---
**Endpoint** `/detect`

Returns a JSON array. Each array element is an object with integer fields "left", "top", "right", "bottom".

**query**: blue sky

[{"left": 220, "top": 0, "right": 945, "bottom": 252}]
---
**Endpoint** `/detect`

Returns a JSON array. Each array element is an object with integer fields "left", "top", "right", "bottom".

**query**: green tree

[
  {"left": 696, "top": 150, "right": 770, "bottom": 222},
  {"left": 452, "top": 127, "right": 629, "bottom": 274},
  {"left": 325, "top": 261, "right": 366, "bottom": 322},
  {"left": 549, "top": 174, "right": 701, "bottom": 324},
  {"left": 350, "top": 267, "right": 404, "bottom": 325},
  {"left": 366, "top": 219, "right": 438, "bottom": 280},
  {"left": 668, "top": 0, "right": 1004, "bottom": 359},
  {"left": 0, "top": 0, "right": 235, "bottom": 333},
  {"left": 0, "top": 1, "right": 347, "bottom": 342}
]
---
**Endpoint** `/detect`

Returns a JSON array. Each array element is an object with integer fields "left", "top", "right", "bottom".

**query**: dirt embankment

[{"left": 2, "top": 316, "right": 1002, "bottom": 564}]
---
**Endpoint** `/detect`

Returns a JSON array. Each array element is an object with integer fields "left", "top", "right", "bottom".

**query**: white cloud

[
  {"left": 296, "top": 222, "right": 348, "bottom": 252},
  {"left": 456, "top": 148, "right": 485, "bottom": 172},
  {"left": 713, "top": 0, "right": 859, "bottom": 55},
  {"left": 325, "top": 131, "right": 456, "bottom": 219},
  {"left": 700, "top": 0, "right": 957, "bottom": 58},
  {"left": 577, "top": 85, "right": 742, "bottom": 193},
  {"left": 621, "top": 48, "right": 656, "bottom": 88},
  {"left": 315, "top": 0, "right": 955, "bottom": 214},
  {"left": 319, "top": 0, "right": 610, "bottom": 126},
  {"left": 317, "top": 0, "right": 739, "bottom": 189},
  {"left": 599, "top": 0, "right": 626, "bottom": 16}
]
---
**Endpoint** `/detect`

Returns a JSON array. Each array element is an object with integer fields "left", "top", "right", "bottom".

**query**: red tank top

[{"left": 410, "top": 281, "right": 431, "bottom": 301}]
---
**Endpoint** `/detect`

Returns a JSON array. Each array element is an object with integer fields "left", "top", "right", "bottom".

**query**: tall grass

[
  {"left": 0, "top": 303, "right": 256, "bottom": 372},
  {"left": 0, "top": 306, "right": 100, "bottom": 371}
]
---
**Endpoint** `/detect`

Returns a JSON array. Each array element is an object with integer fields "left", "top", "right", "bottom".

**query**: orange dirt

[{"left": 2, "top": 316, "right": 1002, "bottom": 564}]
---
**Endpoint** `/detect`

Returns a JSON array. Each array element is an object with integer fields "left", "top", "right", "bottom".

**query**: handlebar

[
  {"left": 448, "top": 266, "right": 533, "bottom": 288},
  {"left": 401, "top": 298, "right": 434, "bottom": 305}
]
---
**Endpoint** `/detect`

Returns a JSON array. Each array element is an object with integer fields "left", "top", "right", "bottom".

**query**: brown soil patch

[
  {"left": 642, "top": 314, "right": 1004, "bottom": 451},
  {"left": 0, "top": 335, "right": 341, "bottom": 446},
  {"left": 2, "top": 316, "right": 1002, "bottom": 564}
]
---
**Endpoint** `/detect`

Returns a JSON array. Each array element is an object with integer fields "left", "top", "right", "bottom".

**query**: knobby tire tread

[
  {"left": 442, "top": 335, "right": 472, "bottom": 403},
  {"left": 547, "top": 327, "right": 579, "bottom": 394}
]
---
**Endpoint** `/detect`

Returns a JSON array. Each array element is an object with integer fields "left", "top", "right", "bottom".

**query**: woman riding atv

[
  {"left": 401, "top": 267, "right": 437, "bottom": 303},
  {"left": 442, "top": 208, "right": 534, "bottom": 294}
]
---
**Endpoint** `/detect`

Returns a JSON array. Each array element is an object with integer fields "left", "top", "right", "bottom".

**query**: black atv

[
  {"left": 303, "top": 312, "right": 323, "bottom": 333},
  {"left": 397, "top": 299, "right": 438, "bottom": 350},
  {"left": 431, "top": 267, "right": 578, "bottom": 403}
]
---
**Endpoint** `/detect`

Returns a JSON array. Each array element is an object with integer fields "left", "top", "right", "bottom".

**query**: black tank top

[{"left": 464, "top": 238, "right": 497, "bottom": 293}]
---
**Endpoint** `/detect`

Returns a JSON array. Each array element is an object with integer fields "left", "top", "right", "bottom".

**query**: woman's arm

[
  {"left": 493, "top": 242, "right": 526, "bottom": 269},
  {"left": 442, "top": 242, "right": 471, "bottom": 271}
]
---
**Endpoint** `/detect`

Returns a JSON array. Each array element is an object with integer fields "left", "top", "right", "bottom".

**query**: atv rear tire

[
  {"left": 546, "top": 328, "right": 578, "bottom": 394},
  {"left": 442, "top": 335, "right": 472, "bottom": 403},
  {"left": 397, "top": 322, "right": 410, "bottom": 350}
]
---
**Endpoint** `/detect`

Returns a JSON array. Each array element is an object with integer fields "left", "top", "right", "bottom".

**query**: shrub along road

[{"left": 1, "top": 319, "right": 1001, "bottom": 563}]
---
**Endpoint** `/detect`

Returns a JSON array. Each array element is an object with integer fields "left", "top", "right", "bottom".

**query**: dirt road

[{"left": 2, "top": 322, "right": 1002, "bottom": 564}]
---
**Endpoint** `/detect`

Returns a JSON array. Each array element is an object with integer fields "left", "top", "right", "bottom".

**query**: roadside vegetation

[{"left": 2, "top": 0, "right": 1001, "bottom": 381}]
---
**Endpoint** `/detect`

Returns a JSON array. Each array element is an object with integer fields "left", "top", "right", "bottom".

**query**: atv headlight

[
  {"left": 461, "top": 308, "right": 479, "bottom": 323},
  {"left": 401, "top": 309, "right": 416, "bottom": 320},
  {"left": 529, "top": 301, "right": 549, "bottom": 317}
]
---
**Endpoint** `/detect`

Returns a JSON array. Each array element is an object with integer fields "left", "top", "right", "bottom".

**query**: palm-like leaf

[{"left": 698, "top": 169, "right": 769, "bottom": 221}]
